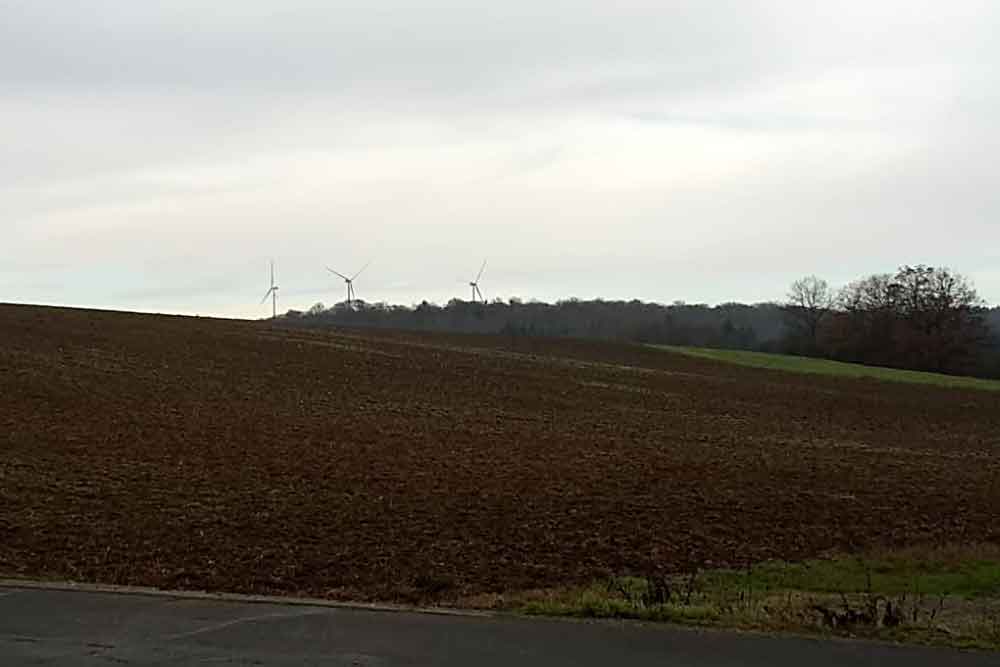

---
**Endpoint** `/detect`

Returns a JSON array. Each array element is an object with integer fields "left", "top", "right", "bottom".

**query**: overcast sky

[{"left": 3, "top": 1, "right": 998, "bottom": 318}]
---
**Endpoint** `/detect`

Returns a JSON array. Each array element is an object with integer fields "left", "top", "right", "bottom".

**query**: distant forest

[{"left": 281, "top": 265, "right": 1000, "bottom": 380}]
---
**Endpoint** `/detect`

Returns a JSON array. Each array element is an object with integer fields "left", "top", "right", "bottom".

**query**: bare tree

[
  {"left": 785, "top": 276, "right": 835, "bottom": 352},
  {"left": 890, "top": 266, "right": 987, "bottom": 372},
  {"left": 838, "top": 273, "right": 896, "bottom": 313},
  {"left": 827, "top": 266, "right": 988, "bottom": 373},
  {"left": 892, "top": 265, "right": 983, "bottom": 318}
]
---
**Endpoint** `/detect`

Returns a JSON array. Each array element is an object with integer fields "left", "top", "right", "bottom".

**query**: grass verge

[
  {"left": 463, "top": 545, "right": 1000, "bottom": 650},
  {"left": 659, "top": 346, "right": 1000, "bottom": 392}
]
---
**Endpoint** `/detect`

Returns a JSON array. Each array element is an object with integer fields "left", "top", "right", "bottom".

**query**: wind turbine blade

[
  {"left": 260, "top": 288, "right": 274, "bottom": 304},
  {"left": 475, "top": 259, "right": 487, "bottom": 283},
  {"left": 327, "top": 267, "right": 350, "bottom": 281},
  {"left": 351, "top": 260, "right": 372, "bottom": 281}
]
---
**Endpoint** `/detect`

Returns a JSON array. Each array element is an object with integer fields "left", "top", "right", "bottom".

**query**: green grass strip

[{"left": 659, "top": 346, "right": 1000, "bottom": 391}]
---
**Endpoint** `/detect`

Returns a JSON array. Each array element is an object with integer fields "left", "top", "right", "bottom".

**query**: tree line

[
  {"left": 784, "top": 266, "right": 998, "bottom": 377},
  {"left": 281, "top": 265, "right": 1000, "bottom": 379}
]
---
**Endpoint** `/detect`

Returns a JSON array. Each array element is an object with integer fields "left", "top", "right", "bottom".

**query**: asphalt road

[{"left": 0, "top": 585, "right": 996, "bottom": 666}]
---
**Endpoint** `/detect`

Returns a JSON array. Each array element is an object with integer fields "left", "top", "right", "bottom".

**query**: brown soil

[{"left": 2, "top": 303, "right": 998, "bottom": 602}]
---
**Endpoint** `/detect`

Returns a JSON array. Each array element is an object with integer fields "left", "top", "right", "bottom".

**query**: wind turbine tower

[
  {"left": 327, "top": 261, "right": 371, "bottom": 309},
  {"left": 469, "top": 260, "right": 487, "bottom": 304},
  {"left": 260, "top": 260, "right": 279, "bottom": 319}
]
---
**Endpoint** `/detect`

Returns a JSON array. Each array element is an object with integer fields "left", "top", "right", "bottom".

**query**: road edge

[
  {"left": 0, "top": 578, "right": 494, "bottom": 618},
  {"left": 7, "top": 576, "right": 994, "bottom": 655}
]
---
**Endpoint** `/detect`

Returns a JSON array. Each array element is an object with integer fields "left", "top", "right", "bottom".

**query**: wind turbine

[
  {"left": 469, "top": 260, "right": 486, "bottom": 304},
  {"left": 260, "top": 260, "right": 279, "bottom": 319},
  {"left": 327, "top": 261, "right": 371, "bottom": 309}
]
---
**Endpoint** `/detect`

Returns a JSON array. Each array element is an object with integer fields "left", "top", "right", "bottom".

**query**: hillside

[{"left": 2, "top": 303, "right": 999, "bottom": 602}]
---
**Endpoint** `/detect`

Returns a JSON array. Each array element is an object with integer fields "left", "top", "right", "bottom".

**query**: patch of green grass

[
  {"left": 703, "top": 551, "right": 1000, "bottom": 599},
  {"left": 659, "top": 346, "right": 1000, "bottom": 392},
  {"left": 481, "top": 546, "right": 1000, "bottom": 651},
  {"left": 519, "top": 589, "right": 721, "bottom": 625}
]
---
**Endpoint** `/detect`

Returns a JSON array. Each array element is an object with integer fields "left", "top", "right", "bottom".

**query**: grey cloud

[
  {"left": 2, "top": 1, "right": 999, "bottom": 316},
  {"left": 8, "top": 1, "right": 992, "bottom": 97}
]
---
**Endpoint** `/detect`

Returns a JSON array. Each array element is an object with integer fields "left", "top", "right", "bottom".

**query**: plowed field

[{"left": 2, "top": 303, "right": 999, "bottom": 601}]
